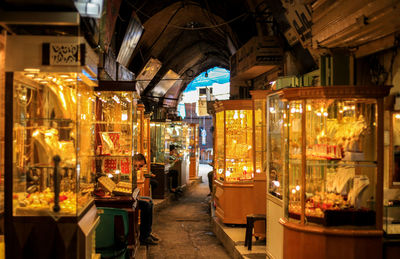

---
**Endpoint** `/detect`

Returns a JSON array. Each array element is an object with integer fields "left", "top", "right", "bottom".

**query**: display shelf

[{"left": 269, "top": 85, "right": 391, "bottom": 259}]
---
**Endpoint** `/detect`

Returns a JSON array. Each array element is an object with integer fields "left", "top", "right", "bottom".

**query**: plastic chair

[{"left": 96, "top": 207, "right": 129, "bottom": 259}]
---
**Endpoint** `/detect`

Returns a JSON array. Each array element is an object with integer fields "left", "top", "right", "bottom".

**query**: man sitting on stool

[{"left": 133, "top": 154, "right": 160, "bottom": 245}]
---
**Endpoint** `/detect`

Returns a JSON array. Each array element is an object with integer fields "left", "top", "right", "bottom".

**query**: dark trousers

[
  {"left": 207, "top": 171, "right": 213, "bottom": 193},
  {"left": 168, "top": 170, "right": 179, "bottom": 189},
  {"left": 138, "top": 197, "right": 153, "bottom": 240}
]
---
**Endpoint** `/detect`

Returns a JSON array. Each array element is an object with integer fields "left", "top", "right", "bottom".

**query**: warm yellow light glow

[
  {"left": 307, "top": 105, "right": 311, "bottom": 111},
  {"left": 395, "top": 114, "right": 400, "bottom": 119},
  {"left": 269, "top": 107, "right": 276, "bottom": 113},
  {"left": 292, "top": 189, "right": 296, "bottom": 194},
  {"left": 273, "top": 180, "right": 280, "bottom": 187},
  {"left": 296, "top": 185, "right": 300, "bottom": 191},
  {"left": 113, "top": 95, "right": 120, "bottom": 103},
  {"left": 24, "top": 68, "right": 40, "bottom": 72},
  {"left": 233, "top": 111, "right": 239, "bottom": 120},
  {"left": 121, "top": 113, "right": 128, "bottom": 121}
]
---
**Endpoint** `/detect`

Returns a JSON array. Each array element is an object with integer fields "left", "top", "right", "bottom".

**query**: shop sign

[{"left": 42, "top": 43, "right": 85, "bottom": 66}]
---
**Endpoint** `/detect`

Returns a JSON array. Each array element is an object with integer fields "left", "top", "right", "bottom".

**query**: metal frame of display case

[
  {"left": 188, "top": 123, "right": 200, "bottom": 180},
  {"left": 274, "top": 85, "right": 391, "bottom": 259},
  {"left": 251, "top": 90, "right": 272, "bottom": 238},
  {"left": 92, "top": 80, "right": 140, "bottom": 252},
  {"left": 4, "top": 35, "right": 100, "bottom": 259},
  {"left": 213, "top": 99, "right": 254, "bottom": 224},
  {"left": 0, "top": 32, "right": 5, "bottom": 256}
]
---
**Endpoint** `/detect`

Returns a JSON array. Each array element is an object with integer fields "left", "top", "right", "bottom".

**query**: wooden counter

[
  {"left": 214, "top": 180, "right": 254, "bottom": 224},
  {"left": 280, "top": 218, "right": 383, "bottom": 259}
]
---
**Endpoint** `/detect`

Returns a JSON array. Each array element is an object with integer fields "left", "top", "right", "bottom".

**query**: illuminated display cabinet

[
  {"left": 4, "top": 35, "right": 100, "bottom": 258},
  {"left": 383, "top": 111, "right": 400, "bottom": 238},
  {"left": 214, "top": 100, "right": 254, "bottom": 224},
  {"left": 149, "top": 121, "right": 168, "bottom": 199},
  {"left": 188, "top": 123, "right": 200, "bottom": 180},
  {"left": 91, "top": 82, "right": 140, "bottom": 249},
  {"left": 137, "top": 104, "right": 151, "bottom": 197},
  {"left": 266, "top": 90, "right": 286, "bottom": 259},
  {"left": 251, "top": 90, "right": 272, "bottom": 238},
  {"left": 273, "top": 85, "right": 391, "bottom": 259},
  {"left": 165, "top": 121, "right": 190, "bottom": 187}
]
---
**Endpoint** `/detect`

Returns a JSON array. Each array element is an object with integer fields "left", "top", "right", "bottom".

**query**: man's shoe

[
  {"left": 150, "top": 233, "right": 160, "bottom": 241},
  {"left": 140, "top": 236, "right": 158, "bottom": 245}
]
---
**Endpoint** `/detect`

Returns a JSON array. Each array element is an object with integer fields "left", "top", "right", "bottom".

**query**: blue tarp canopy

[{"left": 185, "top": 67, "right": 230, "bottom": 92}]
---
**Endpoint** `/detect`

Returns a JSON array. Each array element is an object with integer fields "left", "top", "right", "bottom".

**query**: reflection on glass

[
  {"left": 254, "top": 99, "right": 266, "bottom": 175},
  {"left": 267, "top": 94, "right": 286, "bottom": 199},
  {"left": 12, "top": 72, "right": 95, "bottom": 216},
  {"left": 215, "top": 108, "right": 254, "bottom": 183},
  {"left": 93, "top": 91, "right": 135, "bottom": 197},
  {"left": 285, "top": 98, "right": 378, "bottom": 226},
  {"left": 150, "top": 122, "right": 166, "bottom": 163},
  {"left": 215, "top": 112, "right": 225, "bottom": 181}
]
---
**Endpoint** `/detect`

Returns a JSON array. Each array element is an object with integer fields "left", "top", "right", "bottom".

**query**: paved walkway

[{"left": 147, "top": 164, "right": 230, "bottom": 259}]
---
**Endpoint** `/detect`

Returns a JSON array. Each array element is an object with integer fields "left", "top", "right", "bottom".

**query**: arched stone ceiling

[{"left": 125, "top": 0, "right": 261, "bottom": 108}]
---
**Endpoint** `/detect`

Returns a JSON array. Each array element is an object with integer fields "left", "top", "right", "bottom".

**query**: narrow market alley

[{"left": 142, "top": 164, "right": 230, "bottom": 259}]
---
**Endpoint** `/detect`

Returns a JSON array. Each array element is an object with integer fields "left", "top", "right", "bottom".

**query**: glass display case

[
  {"left": 251, "top": 90, "right": 272, "bottom": 238},
  {"left": 10, "top": 71, "right": 95, "bottom": 216},
  {"left": 149, "top": 121, "right": 168, "bottom": 199},
  {"left": 188, "top": 123, "right": 199, "bottom": 179},
  {"left": 267, "top": 93, "right": 286, "bottom": 200},
  {"left": 384, "top": 201, "right": 400, "bottom": 237},
  {"left": 150, "top": 121, "right": 166, "bottom": 164},
  {"left": 389, "top": 111, "right": 400, "bottom": 188},
  {"left": 165, "top": 121, "right": 190, "bottom": 187},
  {"left": 91, "top": 82, "right": 140, "bottom": 249},
  {"left": 4, "top": 34, "right": 100, "bottom": 259},
  {"left": 214, "top": 100, "right": 254, "bottom": 183},
  {"left": 276, "top": 85, "right": 391, "bottom": 259},
  {"left": 213, "top": 100, "right": 255, "bottom": 224},
  {"left": 92, "top": 89, "right": 137, "bottom": 197},
  {"left": 136, "top": 104, "right": 151, "bottom": 196},
  {"left": 266, "top": 91, "right": 287, "bottom": 259}
]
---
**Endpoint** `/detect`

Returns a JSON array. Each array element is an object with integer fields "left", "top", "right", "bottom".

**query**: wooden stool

[{"left": 244, "top": 214, "right": 266, "bottom": 250}]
